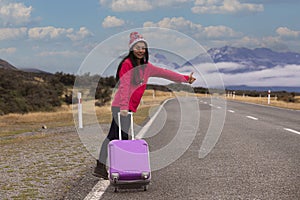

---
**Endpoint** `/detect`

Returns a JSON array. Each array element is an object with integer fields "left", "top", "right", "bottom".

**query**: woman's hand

[
  {"left": 120, "top": 110, "right": 128, "bottom": 117},
  {"left": 188, "top": 72, "right": 196, "bottom": 84}
]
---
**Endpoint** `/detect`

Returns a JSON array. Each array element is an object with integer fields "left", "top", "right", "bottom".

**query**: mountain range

[
  {"left": 150, "top": 46, "right": 300, "bottom": 92},
  {"left": 184, "top": 46, "right": 300, "bottom": 73},
  {"left": 208, "top": 46, "right": 300, "bottom": 66},
  {"left": 150, "top": 46, "right": 300, "bottom": 72}
]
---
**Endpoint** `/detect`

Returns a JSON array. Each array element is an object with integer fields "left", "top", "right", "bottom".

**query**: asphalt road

[{"left": 72, "top": 97, "right": 300, "bottom": 200}]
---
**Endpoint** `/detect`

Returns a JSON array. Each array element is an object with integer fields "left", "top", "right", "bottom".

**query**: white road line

[
  {"left": 284, "top": 128, "right": 300, "bottom": 135},
  {"left": 217, "top": 106, "right": 222, "bottom": 109},
  {"left": 209, "top": 104, "right": 213, "bottom": 107},
  {"left": 84, "top": 180, "right": 110, "bottom": 200},
  {"left": 246, "top": 116, "right": 258, "bottom": 120},
  {"left": 136, "top": 98, "right": 171, "bottom": 139},
  {"left": 228, "top": 110, "right": 235, "bottom": 113}
]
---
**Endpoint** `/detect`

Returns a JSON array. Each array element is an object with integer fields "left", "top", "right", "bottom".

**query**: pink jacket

[{"left": 112, "top": 58, "right": 189, "bottom": 112}]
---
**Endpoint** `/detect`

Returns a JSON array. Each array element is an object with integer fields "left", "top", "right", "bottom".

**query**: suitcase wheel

[
  {"left": 143, "top": 185, "right": 148, "bottom": 191},
  {"left": 111, "top": 173, "right": 119, "bottom": 184},
  {"left": 114, "top": 187, "right": 118, "bottom": 193}
]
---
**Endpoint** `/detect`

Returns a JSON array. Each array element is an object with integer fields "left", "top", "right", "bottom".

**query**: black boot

[{"left": 93, "top": 160, "right": 108, "bottom": 180}]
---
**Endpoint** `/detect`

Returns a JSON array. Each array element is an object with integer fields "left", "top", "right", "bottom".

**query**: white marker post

[
  {"left": 153, "top": 89, "right": 155, "bottom": 99},
  {"left": 267, "top": 90, "right": 271, "bottom": 105},
  {"left": 77, "top": 92, "right": 83, "bottom": 129}
]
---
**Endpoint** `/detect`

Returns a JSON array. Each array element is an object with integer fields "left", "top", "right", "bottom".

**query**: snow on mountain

[
  {"left": 149, "top": 47, "right": 300, "bottom": 88},
  {"left": 149, "top": 53, "right": 181, "bottom": 70},
  {"left": 209, "top": 46, "right": 300, "bottom": 66},
  {"left": 150, "top": 46, "right": 300, "bottom": 75},
  {"left": 186, "top": 46, "right": 300, "bottom": 74}
]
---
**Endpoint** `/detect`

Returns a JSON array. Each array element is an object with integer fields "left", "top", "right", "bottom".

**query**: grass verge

[{"left": 0, "top": 91, "right": 299, "bottom": 139}]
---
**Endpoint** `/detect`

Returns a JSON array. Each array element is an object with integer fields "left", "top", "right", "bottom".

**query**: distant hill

[
  {"left": 20, "top": 68, "right": 52, "bottom": 74},
  {"left": 0, "top": 63, "right": 64, "bottom": 115},
  {"left": 0, "top": 58, "right": 52, "bottom": 74},
  {"left": 0, "top": 59, "right": 18, "bottom": 70},
  {"left": 0, "top": 60, "right": 116, "bottom": 114}
]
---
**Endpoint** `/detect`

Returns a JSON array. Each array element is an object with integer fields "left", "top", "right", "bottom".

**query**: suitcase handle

[{"left": 118, "top": 112, "right": 134, "bottom": 140}]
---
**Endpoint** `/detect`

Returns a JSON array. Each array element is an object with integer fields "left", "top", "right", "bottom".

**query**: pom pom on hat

[{"left": 129, "top": 32, "right": 147, "bottom": 49}]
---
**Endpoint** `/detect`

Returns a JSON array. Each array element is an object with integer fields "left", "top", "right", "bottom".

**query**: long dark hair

[{"left": 116, "top": 46, "right": 149, "bottom": 85}]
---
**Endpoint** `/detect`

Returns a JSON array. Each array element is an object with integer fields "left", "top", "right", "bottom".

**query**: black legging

[{"left": 99, "top": 107, "right": 131, "bottom": 165}]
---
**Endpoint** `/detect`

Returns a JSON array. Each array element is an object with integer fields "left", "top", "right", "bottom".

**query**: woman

[{"left": 93, "top": 32, "right": 196, "bottom": 179}]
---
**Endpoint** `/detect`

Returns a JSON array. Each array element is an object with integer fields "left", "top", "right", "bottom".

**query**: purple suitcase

[{"left": 108, "top": 112, "right": 151, "bottom": 192}]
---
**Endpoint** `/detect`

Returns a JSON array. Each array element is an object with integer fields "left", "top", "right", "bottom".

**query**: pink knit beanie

[{"left": 129, "top": 32, "right": 147, "bottom": 49}]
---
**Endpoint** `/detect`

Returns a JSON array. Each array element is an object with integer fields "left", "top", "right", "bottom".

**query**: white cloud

[
  {"left": 28, "top": 26, "right": 74, "bottom": 40},
  {"left": 215, "top": 62, "right": 247, "bottom": 72},
  {"left": 0, "top": 47, "right": 16, "bottom": 54},
  {"left": 145, "top": 17, "right": 202, "bottom": 31},
  {"left": 99, "top": 0, "right": 190, "bottom": 12},
  {"left": 149, "top": 59, "right": 300, "bottom": 87},
  {"left": 102, "top": 16, "right": 125, "bottom": 28},
  {"left": 0, "top": 2, "right": 33, "bottom": 26},
  {"left": 192, "top": 0, "right": 264, "bottom": 14},
  {"left": 231, "top": 36, "right": 260, "bottom": 48},
  {"left": 0, "top": 27, "right": 27, "bottom": 40},
  {"left": 276, "top": 27, "right": 300, "bottom": 38},
  {"left": 0, "top": 26, "right": 93, "bottom": 42},
  {"left": 101, "top": 0, "right": 153, "bottom": 12},
  {"left": 67, "top": 27, "right": 93, "bottom": 41},
  {"left": 203, "top": 25, "right": 241, "bottom": 39},
  {"left": 151, "top": 0, "right": 191, "bottom": 7},
  {"left": 214, "top": 63, "right": 300, "bottom": 87},
  {"left": 38, "top": 50, "right": 81, "bottom": 57},
  {"left": 144, "top": 17, "right": 240, "bottom": 40}
]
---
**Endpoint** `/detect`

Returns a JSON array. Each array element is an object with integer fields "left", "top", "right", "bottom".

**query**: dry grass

[
  {"left": 226, "top": 95, "right": 300, "bottom": 110},
  {"left": 0, "top": 90, "right": 173, "bottom": 137},
  {"left": 1, "top": 90, "right": 299, "bottom": 138},
  {"left": 0, "top": 105, "right": 74, "bottom": 137}
]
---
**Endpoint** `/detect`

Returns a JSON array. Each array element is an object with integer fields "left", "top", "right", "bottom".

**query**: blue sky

[{"left": 1, "top": 0, "right": 300, "bottom": 76}]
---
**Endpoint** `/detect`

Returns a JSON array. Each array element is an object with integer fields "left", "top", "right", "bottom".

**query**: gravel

[{"left": 0, "top": 125, "right": 107, "bottom": 200}]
